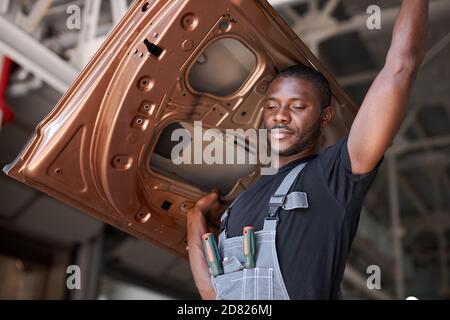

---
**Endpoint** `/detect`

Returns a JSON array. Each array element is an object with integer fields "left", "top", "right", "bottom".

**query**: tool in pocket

[
  {"left": 243, "top": 226, "right": 256, "bottom": 269},
  {"left": 202, "top": 232, "right": 223, "bottom": 277}
]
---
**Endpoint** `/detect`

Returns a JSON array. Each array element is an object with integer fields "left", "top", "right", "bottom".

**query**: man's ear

[{"left": 320, "top": 106, "right": 333, "bottom": 128}]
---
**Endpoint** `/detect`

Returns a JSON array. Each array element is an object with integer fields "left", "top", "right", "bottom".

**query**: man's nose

[{"left": 273, "top": 106, "right": 291, "bottom": 123}]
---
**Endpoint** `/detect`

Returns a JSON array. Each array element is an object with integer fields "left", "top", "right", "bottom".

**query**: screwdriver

[
  {"left": 202, "top": 233, "right": 223, "bottom": 277},
  {"left": 243, "top": 226, "right": 256, "bottom": 268}
]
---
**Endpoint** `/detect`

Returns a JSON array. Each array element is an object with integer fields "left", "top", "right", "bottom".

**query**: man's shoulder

[
  {"left": 317, "top": 136, "right": 349, "bottom": 159},
  {"left": 312, "top": 136, "right": 350, "bottom": 172}
]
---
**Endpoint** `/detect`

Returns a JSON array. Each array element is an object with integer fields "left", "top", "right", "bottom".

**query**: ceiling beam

[
  {"left": 110, "top": 0, "right": 129, "bottom": 25},
  {"left": 15, "top": 0, "right": 54, "bottom": 34},
  {"left": 388, "top": 135, "right": 450, "bottom": 156},
  {"left": 398, "top": 175, "right": 430, "bottom": 217},
  {"left": 268, "top": 0, "right": 309, "bottom": 8},
  {"left": 387, "top": 156, "right": 406, "bottom": 299},
  {"left": 0, "top": 15, "right": 78, "bottom": 93},
  {"left": 0, "top": 0, "right": 10, "bottom": 14}
]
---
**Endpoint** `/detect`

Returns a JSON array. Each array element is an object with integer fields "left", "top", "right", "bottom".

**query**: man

[{"left": 187, "top": 0, "right": 428, "bottom": 300}]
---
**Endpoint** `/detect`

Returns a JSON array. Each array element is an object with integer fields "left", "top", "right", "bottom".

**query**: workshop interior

[{"left": 0, "top": 0, "right": 449, "bottom": 300}]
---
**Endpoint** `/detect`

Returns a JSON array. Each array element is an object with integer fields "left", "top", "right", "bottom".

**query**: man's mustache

[{"left": 269, "top": 124, "right": 295, "bottom": 133}]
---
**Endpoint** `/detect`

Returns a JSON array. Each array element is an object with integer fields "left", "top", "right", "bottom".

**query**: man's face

[{"left": 263, "top": 77, "right": 329, "bottom": 156}]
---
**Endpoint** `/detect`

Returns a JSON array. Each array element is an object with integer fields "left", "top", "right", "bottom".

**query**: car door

[{"left": 3, "top": 0, "right": 357, "bottom": 258}]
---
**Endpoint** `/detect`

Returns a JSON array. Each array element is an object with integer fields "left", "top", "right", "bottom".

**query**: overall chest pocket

[{"left": 213, "top": 256, "right": 274, "bottom": 300}]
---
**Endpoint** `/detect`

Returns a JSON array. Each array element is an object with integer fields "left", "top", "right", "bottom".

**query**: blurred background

[{"left": 0, "top": 0, "right": 449, "bottom": 300}]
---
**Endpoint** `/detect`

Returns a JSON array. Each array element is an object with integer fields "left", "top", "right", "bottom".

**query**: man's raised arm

[{"left": 347, "top": 0, "right": 429, "bottom": 174}]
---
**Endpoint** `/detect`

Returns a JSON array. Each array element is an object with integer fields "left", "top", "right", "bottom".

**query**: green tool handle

[
  {"left": 202, "top": 233, "right": 223, "bottom": 277},
  {"left": 243, "top": 226, "right": 255, "bottom": 268}
]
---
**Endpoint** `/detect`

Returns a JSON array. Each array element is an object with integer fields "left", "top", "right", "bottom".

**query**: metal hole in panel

[
  {"left": 142, "top": 2, "right": 150, "bottom": 12},
  {"left": 188, "top": 38, "right": 256, "bottom": 96}
]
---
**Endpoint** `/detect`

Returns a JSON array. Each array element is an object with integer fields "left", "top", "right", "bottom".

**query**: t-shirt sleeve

[{"left": 317, "top": 137, "right": 383, "bottom": 210}]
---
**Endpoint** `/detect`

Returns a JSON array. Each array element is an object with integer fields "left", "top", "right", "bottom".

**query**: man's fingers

[{"left": 196, "top": 191, "right": 219, "bottom": 213}]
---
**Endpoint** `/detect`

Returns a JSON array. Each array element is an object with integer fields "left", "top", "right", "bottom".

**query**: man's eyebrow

[
  {"left": 263, "top": 97, "right": 310, "bottom": 102},
  {"left": 288, "top": 97, "right": 309, "bottom": 102}
]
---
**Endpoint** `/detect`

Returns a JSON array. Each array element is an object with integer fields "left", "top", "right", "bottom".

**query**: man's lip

[
  {"left": 270, "top": 127, "right": 293, "bottom": 132},
  {"left": 270, "top": 129, "right": 294, "bottom": 134},
  {"left": 270, "top": 130, "right": 293, "bottom": 139}
]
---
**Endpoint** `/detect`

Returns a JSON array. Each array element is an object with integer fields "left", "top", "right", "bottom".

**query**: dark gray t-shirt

[{"left": 225, "top": 137, "right": 383, "bottom": 299}]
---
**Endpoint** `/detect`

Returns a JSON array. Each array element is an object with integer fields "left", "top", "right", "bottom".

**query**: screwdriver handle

[
  {"left": 243, "top": 226, "right": 256, "bottom": 268},
  {"left": 202, "top": 233, "right": 223, "bottom": 277}
]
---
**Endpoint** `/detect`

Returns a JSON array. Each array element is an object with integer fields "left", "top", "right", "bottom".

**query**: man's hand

[
  {"left": 187, "top": 191, "right": 227, "bottom": 245},
  {"left": 193, "top": 190, "right": 226, "bottom": 234},
  {"left": 187, "top": 191, "right": 227, "bottom": 300},
  {"left": 347, "top": 0, "right": 428, "bottom": 174}
]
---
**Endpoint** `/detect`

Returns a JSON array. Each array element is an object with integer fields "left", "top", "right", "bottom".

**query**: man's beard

[{"left": 269, "top": 117, "right": 321, "bottom": 157}]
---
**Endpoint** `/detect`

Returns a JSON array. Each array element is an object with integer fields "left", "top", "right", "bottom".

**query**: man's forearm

[
  {"left": 187, "top": 208, "right": 216, "bottom": 300},
  {"left": 386, "top": 0, "right": 428, "bottom": 71}
]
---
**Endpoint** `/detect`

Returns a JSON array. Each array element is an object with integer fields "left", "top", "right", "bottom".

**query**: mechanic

[{"left": 187, "top": 0, "right": 428, "bottom": 300}]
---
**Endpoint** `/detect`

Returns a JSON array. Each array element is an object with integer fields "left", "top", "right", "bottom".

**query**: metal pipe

[
  {"left": 0, "top": 15, "right": 78, "bottom": 93},
  {"left": 268, "top": 0, "right": 309, "bottom": 7},
  {"left": 0, "top": 0, "right": 10, "bottom": 14},
  {"left": 15, "top": 0, "right": 54, "bottom": 33},
  {"left": 387, "top": 156, "right": 405, "bottom": 299}
]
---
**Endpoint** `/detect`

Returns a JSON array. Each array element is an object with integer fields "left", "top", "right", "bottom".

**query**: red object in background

[{"left": 0, "top": 56, "right": 14, "bottom": 123}]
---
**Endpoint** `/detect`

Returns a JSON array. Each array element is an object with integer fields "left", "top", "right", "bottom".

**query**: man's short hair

[{"left": 271, "top": 64, "right": 331, "bottom": 109}]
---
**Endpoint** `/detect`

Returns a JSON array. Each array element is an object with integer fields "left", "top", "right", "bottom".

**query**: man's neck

[{"left": 272, "top": 145, "right": 317, "bottom": 169}]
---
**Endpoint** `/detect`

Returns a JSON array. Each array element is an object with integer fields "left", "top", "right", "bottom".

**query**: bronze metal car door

[{"left": 3, "top": 0, "right": 357, "bottom": 258}]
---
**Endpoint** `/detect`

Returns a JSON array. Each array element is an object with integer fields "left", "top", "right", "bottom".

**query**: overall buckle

[{"left": 267, "top": 195, "right": 286, "bottom": 219}]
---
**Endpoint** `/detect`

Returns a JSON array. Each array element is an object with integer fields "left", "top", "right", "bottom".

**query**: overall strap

[
  {"left": 219, "top": 193, "right": 242, "bottom": 240},
  {"left": 220, "top": 161, "right": 308, "bottom": 240},
  {"left": 267, "top": 162, "right": 307, "bottom": 220}
]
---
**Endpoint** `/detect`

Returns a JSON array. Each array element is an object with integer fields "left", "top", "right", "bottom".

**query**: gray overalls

[{"left": 211, "top": 162, "right": 309, "bottom": 300}]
